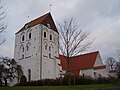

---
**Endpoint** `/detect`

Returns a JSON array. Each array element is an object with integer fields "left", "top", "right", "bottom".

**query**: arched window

[
  {"left": 26, "top": 29, "right": 32, "bottom": 40},
  {"left": 45, "top": 45, "right": 47, "bottom": 50},
  {"left": 44, "top": 42, "right": 47, "bottom": 50},
  {"left": 26, "top": 45, "right": 29, "bottom": 51},
  {"left": 49, "top": 44, "right": 53, "bottom": 59},
  {"left": 49, "top": 46, "right": 51, "bottom": 51},
  {"left": 21, "top": 32, "right": 25, "bottom": 42},
  {"left": 22, "top": 35, "right": 24, "bottom": 41},
  {"left": 28, "top": 69, "right": 31, "bottom": 82},
  {"left": 44, "top": 32, "right": 46, "bottom": 38},
  {"left": 19, "top": 45, "right": 25, "bottom": 59},
  {"left": 50, "top": 34, "right": 52, "bottom": 40},
  {"left": 20, "top": 45, "right": 24, "bottom": 52},
  {"left": 26, "top": 42, "right": 31, "bottom": 51},
  {"left": 22, "top": 54, "right": 24, "bottom": 59},
  {"left": 49, "top": 44, "right": 54, "bottom": 52},
  {"left": 49, "top": 53, "right": 51, "bottom": 58},
  {"left": 22, "top": 46, "right": 24, "bottom": 52},
  {"left": 29, "top": 33, "right": 31, "bottom": 39}
]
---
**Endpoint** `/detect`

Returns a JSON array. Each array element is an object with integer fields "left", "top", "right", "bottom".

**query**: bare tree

[
  {"left": 115, "top": 62, "right": 120, "bottom": 78},
  {"left": 116, "top": 50, "right": 120, "bottom": 78},
  {"left": 0, "top": 0, "right": 7, "bottom": 45},
  {"left": 58, "top": 18, "right": 93, "bottom": 85},
  {"left": 105, "top": 57, "right": 117, "bottom": 70},
  {"left": 116, "top": 49, "right": 120, "bottom": 62}
]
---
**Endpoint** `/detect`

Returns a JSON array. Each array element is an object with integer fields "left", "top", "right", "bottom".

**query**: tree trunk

[
  {"left": 67, "top": 57, "right": 71, "bottom": 85},
  {"left": 73, "top": 76, "right": 76, "bottom": 85},
  {"left": 68, "top": 74, "right": 71, "bottom": 85},
  {"left": 0, "top": 79, "right": 2, "bottom": 86},
  {"left": 4, "top": 78, "right": 7, "bottom": 86}
]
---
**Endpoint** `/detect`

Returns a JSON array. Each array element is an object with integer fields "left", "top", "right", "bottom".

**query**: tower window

[
  {"left": 22, "top": 35, "right": 24, "bottom": 41},
  {"left": 26, "top": 45, "right": 29, "bottom": 51},
  {"left": 49, "top": 46, "right": 51, "bottom": 51},
  {"left": 49, "top": 53, "right": 51, "bottom": 58},
  {"left": 26, "top": 42, "right": 31, "bottom": 51},
  {"left": 50, "top": 34, "right": 52, "bottom": 40},
  {"left": 45, "top": 45, "right": 47, "bottom": 50},
  {"left": 29, "top": 33, "right": 31, "bottom": 39},
  {"left": 22, "top": 55, "right": 24, "bottom": 59},
  {"left": 25, "top": 24, "right": 29, "bottom": 29},
  {"left": 44, "top": 32, "right": 46, "bottom": 38},
  {"left": 28, "top": 69, "right": 31, "bottom": 82},
  {"left": 47, "top": 23, "right": 51, "bottom": 28},
  {"left": 22, "top": 46, "right": 24, "bottom": 52},
  {"left": 44, "top": 42, "right": 47, "bottom": 50}
]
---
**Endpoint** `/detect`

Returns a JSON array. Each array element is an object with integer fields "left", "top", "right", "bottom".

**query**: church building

[
  {"left": 14, "top": 12, "right": 61, "bottom": 82},
  {"left": 13, "top": 12, "right": 117, "bottom": 86}
]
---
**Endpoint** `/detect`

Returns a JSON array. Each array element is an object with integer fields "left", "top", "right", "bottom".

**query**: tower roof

[{"left": 16, "top": 12, "right": 58, "bottom": 34}]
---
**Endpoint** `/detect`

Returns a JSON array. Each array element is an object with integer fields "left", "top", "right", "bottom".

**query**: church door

[{"left": 20, "top": 75, "right": 27, "bottom": 85}]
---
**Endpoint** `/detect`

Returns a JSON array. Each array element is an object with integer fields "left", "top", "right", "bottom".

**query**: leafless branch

[
  {"left": 0, "top": 38, "right": 5, "bottom": 45},
  {"left": 105, "top": 57, "right": 117, "bottom": 70},
  {"left": 58, "top": 18, "right": 93, "bottom": 57},
  {"left": 58, "top": 18, "right": 93, "bottom": 85},
  {"left": 0, "top": 0, "right": 7, "bottom": 45}
]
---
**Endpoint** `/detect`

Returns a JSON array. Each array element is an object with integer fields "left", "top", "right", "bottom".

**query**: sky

[{"left": 0, "top": 0, "right": 120, "bottom": 61}]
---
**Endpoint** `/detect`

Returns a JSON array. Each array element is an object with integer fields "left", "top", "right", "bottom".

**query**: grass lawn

[{"left": 0, "top": 84, "right": 120, "bottom": 90}]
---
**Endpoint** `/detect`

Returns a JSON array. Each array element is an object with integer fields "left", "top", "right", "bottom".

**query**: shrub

[{"left": 15, "top": 76, "right": 120, "bottom": 86}]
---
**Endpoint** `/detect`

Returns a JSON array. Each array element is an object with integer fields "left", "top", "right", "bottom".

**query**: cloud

[
  {"left": 85, "top": 16, "right": 120, "bottom": 59},
  {"left": 0, "top": 41, "right": 14, "bottom": 57},
  {"left": 1, "top": 0, "right": 120, "bottom": 60}
]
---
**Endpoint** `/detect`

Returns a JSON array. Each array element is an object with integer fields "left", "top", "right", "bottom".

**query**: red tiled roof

[
  {"left": 59, "top": 55, "right": 68, "bottom": 70},
  {"left": 16, "top": 12, "right": 58, "bottom": 34},
  {"left": 93, "top": 65, "right": 106, "bottom": 70},
  {"left": 59, "top": 51, "right": 99, "bottom": 76}
]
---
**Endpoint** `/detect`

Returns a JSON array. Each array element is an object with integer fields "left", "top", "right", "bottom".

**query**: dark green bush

[
  {"left": 75, "top": 76, "right": 95, "bottom": 85},
  {"left": 15, "top": 76, "right": 120, "bottom": 86}
]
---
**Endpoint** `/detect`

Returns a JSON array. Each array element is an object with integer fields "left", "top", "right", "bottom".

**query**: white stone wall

[
  {"left": 80, "top": 69, "right": 94, "bottom": 78},
  {"left": 108, "top": 72, "right": 118, "bottom": 78},
  {"left": 14, "top": 23, "right": 60, "bottom": 82},
  {"left": 79, "top": 54, "right": 109, "bottom": 78},
  {"left": 94, "top": 69, "right": 109, "bottom": 78},
  {"left": 94, "top": 54, "right": 109, "bottom": 78},
  {"left": 94, "top": 53, "right": 103, "bottom": 67},
  {"left": 14, "top": 24, "right": 42, "bottom": 81},
  {"left": 41, "top": 25, "right": 60, "bottom": 79}
]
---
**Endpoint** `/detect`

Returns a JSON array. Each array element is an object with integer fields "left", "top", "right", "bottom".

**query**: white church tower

[{"left": 14, "top": 12, "right": 61, "bottom": 82}]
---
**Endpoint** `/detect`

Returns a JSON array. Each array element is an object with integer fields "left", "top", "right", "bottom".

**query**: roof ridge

[
  {"left": 28, "top": 12, "right": 50, "bottom": 25},
  {"left": 16, "top": 12, "right": 58, "bottom": 34},
  {"left": 59, "top": 51, "right": 99, "bottom": 58},
  {"left": 72, "top": 51, "right": 99, "bottom": 58}
]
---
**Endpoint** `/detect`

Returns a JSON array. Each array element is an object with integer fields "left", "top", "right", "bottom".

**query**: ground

[{"left": 0, "top": 84, "right": 120, "bottom": 90}]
